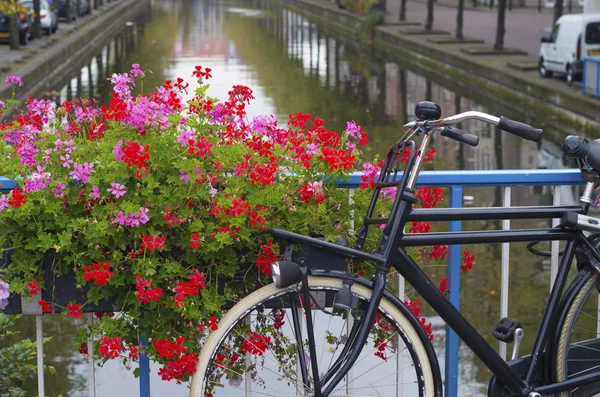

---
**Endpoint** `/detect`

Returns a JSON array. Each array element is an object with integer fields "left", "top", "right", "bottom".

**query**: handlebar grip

[
  {"left": 440, "top": 126, "right": 479, "bottom": 147},
  {"left": 497, "top": 116, "right": 543, "bottom": 142}
]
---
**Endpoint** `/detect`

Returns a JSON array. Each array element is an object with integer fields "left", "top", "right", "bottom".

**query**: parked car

[
  {"left": 0, "top": 11, "right": 32, "bottom": 45},
  {"left": 78, "top": 0, "right": 91, "bottom": 16},
  {"left": 20, "top": 0, "right": 58, "bottom": 35},
  {"left": 50, "top": 0, "right": 90, "bottom": 21},
  {"left": 539, "top": 13, "right": 600, "bottom": 85}
]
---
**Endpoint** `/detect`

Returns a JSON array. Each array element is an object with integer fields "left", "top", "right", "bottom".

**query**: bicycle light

[{"left": 270, "top": 261, "right": 302, "bottom": 289}]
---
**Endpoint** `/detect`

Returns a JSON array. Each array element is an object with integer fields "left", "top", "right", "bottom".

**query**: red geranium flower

[
  {"left": 9, "top": 188, "right": 27, "bottom": 208},
  {"left": 135, "top": 274, "right": 163, "bottom": 304},
  {"left": 67, "top": 303, "right": 83, "bottom": 318},
  {"left": 98, "top": 335, "right": 123, "bottom": 359},
  {"left": 83, "top": 262, "right": 113, "bottom": 286},
  {"left": 27, "top": 280, "right": 41, "bottom": 296},
  {"left": 38, "top": 299, "right": 51, "bottom": 313},
  {"left": 141, "top": 234, "right": 166, "bottom": 252}
]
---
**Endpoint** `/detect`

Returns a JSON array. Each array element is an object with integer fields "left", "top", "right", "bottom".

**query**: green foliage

[
  {"left": 0, "top": 1, "right": 30, "bottom": 17},
  {"left": 341, "top": 0, "right": 380, "bottom": 15},
  {"left": 359, "top": 10, "right": 385, "bottom": 37},
  {"left": 0, "top": 314, "right": 54, "bottom": 397},
  {"left": 0, "top": 67, "right": 373, "bottom": 382}
]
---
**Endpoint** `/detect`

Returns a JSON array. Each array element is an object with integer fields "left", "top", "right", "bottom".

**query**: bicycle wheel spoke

[
  {"left": 209, "top": 381, "right": 290, "bottom": 397},
  {"left": 343, "top": 381, "right": 419, "bottom": 391},
  {"left": 215, "top": 366, "right": 294, "bottom": 397},
  {"left": 573, "top": 324, "right": 600, "bottom": 335},
  {"left": 579, "top": 310, "right": 599, "bottom": 321},
  {"left": 330, "top": 356, "right": 412, "bottom": 395},
  {"left": 219, "top": 342, "right": 305, "bottom": 393},
  {"left": 570, "top": 344, "right": 600, "bottom": 354},
  {"left": 332, "top": 363, "right": 417, "bottom": 395},
  {"left": 288, "top": 293, "right": 310, "bottom": 389},
  {"left": 319, "top": 311, "right": 334, "bottom": 366},
  {"left": 368, "top": 380, "right": 384, "bottom": 397},
  {"left": 326, "top": 312, "right": 349, "bottom": 371},
  {"left": 232, "top": 328, "right": 301, "bottom": 385},
  {"left": 199, "top": 281, "right": 430, "bottom": 397},
  {"left": 338, "top": 332, "right": 402, "bottom": 374},
  {"left": 569, "top": 363, "right": 600, "bottom": 378}
]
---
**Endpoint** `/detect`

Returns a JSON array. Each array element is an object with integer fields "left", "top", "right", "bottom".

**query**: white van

[{"left": 539, "top": 13, "right": 600, "bottom": 85}]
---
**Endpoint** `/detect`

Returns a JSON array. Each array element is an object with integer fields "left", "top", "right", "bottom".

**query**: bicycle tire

[
  {"left": 555, "top": 270, "right": 600, "bottom": 396},
  {"left": 190, "top": 275, "right": 438, "bottom": 397}
]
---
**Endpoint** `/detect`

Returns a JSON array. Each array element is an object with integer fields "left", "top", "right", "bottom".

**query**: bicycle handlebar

[
  {"left": 402, "top": 111, "right": 543, "bottom": 143},
  {"left": 497, "top": 116, "right": 543, "bottom": 142},
  {"left": 440, "top": 126, "right": 479, "bottom": 147}
]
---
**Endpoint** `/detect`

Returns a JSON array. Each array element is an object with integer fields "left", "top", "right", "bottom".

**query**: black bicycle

[{"left": 190, "top": 101, "right": 600, "bottom": 397}]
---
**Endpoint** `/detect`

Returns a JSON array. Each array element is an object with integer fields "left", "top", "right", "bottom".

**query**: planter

[
  {"left": 0, "top": 237, "right": 348, "bottom": 315},
  {"left": 1, "top": 252, "right": 116, "bottom": 315}
]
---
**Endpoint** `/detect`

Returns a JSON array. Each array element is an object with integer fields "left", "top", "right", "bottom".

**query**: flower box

[
  {"left": 0, "top": 252, "right": 116, "bottom": 314},
  {"left": 0, "top": 235, "right": 348, "bottom": 315}
]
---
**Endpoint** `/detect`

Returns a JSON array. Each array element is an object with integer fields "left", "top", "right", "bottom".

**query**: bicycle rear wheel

[
  {"left": 555, "top": 270, "right": 600, "bottom": 396},
  {"left": 190, "top": 276, "right": 438, "bottom": 397}
]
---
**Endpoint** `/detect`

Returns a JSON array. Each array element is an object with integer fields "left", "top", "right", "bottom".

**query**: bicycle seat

[{"left": 563, "top": 135, "right": 600, "bottom": 173}]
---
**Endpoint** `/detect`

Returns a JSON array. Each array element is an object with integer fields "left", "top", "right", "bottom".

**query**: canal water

[{"left": 6, "top": 0, "right": 596, "bottom": 395}]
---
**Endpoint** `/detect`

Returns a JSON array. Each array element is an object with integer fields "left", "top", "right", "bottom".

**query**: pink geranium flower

[
  {"left": 107, "top": 182, "right": 127, "bottom": 198},
  {"left": 5, "top": 76, "right": 23, "bottom": 87}
]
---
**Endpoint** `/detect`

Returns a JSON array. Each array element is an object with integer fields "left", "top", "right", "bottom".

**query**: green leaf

[
  {"left": 57, "top": 231, "right": 71, "bottom": 248},
  {"left": 36, "top": 232, "right": 55, "bottom": 252}
]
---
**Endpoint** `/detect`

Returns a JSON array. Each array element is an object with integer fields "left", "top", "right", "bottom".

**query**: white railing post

[
  {"left": 88, "top": 314, "right": 96, "bottom": 397},
  {"left": 499, "top": 186, "right": 511, "bottom": 360},
  {"left": 36, "top": 316, "right": 45, "bottom": 397}
]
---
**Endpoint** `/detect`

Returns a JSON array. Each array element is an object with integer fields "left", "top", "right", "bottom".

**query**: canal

[{"left": 6, "top": 0, "right": 595, "bottom": 395}]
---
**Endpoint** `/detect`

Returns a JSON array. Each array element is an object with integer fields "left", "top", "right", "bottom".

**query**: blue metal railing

[
  {"left": 341, "top": 168, "right": 586, "bottom": 397},
  {"left": 0, "top": 168, "right": 588, "bottom": 397},
  {"left": 583, "top": 57, "right": 600, "bottom": 98}
]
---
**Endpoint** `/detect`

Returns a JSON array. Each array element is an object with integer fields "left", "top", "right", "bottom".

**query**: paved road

[{"left": 385, "top": 0, "right": 556, "bottom": 55}]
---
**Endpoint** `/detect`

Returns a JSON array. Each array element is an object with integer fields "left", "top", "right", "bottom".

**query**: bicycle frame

[
  {"left": 373, "top": 127, "right": 600, "bottom": 395},
  {"left": 270, "top": 117, "right": 600, "bottom": 396}
]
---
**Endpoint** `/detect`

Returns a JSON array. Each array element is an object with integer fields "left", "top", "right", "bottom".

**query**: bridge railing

[
  {"left": 583, "top": 57, "right": 600, "bottom": 98},
  {"left": 345, "top": 168, "right": 585, "bottom": 397},
  {"left": 0, "top": 168, "right": 588, "bottom": 397}
]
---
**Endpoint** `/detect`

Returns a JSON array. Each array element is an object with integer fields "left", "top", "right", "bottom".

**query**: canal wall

[
  {"left": 0, "top": 0, "right": 149, "bottom": 101},
  {"left": 276, "top": 0, "right": 600, "bottom": 137}
]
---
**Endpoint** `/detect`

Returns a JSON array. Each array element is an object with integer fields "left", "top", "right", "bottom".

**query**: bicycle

[{"left": 190, "top": 101, "right": 600, "bottom": 397}]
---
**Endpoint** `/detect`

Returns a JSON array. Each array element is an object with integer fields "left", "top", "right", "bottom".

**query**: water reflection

[{"left": 7, "top": 0, "right": 595, "bottom": 395}]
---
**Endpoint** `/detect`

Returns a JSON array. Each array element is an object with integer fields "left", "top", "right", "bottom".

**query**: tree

[
  {"left": 0, "top": 0, "right": 26, "bottom": 50},
  {"left": 456, "top": 0, "right": 465, "bottom": 40},
  {"left": 8, "top": 12, "right": 19, "bottom": 50},
  {"left": 65, "top": 0, "right": 72, "bottom": 22},
  {"left": 33, "top": 0, "right": 41, "bottom": 39},
  {"left": 425, "top": 0, "right": 434, "bottom": 31},
  {"left": 553, "top": 0, "right": 563, "bottom": 24},
  {"left": 399, "top": 0, "right": 407, "bottom": 21},
  {"left": 0, "top": 314, "right": 54, "bottom": 396},
  {"left": 494, "top": 0, "right": 507, "bottom": 50}
]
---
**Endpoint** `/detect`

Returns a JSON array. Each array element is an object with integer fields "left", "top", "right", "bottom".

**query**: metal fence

[
  {"left": 341, "top": 168, "right": 586, "bottom": 397},
  {"left": 0, "top": 168, "right": 588, "bottom": 397},
  {"left": 583, "top": 57, "right": 600, "bottom": 98}
]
